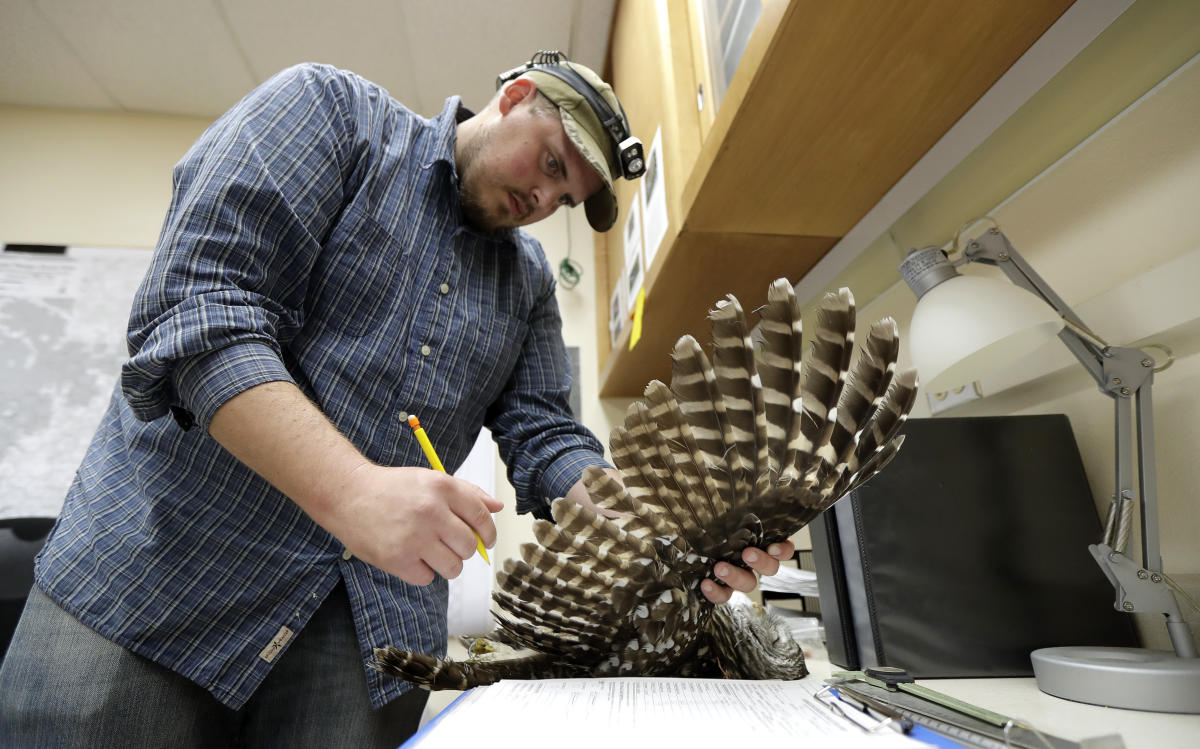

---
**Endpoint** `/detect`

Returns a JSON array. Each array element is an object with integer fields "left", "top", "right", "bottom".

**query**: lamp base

[{"left": 1032, "top": 646, "right": 1200, "bottom": 713}]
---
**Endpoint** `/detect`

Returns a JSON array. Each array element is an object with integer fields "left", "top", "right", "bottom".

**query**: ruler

[{"left": 829, "top": 670, "right": 1125, "bottom": 749}]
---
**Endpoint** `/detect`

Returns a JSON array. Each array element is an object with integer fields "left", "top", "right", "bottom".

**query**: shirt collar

[{"left": 423, "top": 95, "right": 472, "bottom": 172}]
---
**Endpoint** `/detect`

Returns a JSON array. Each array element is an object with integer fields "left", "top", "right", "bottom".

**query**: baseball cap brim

[
  {"left": 560, "top": 111, "right": 618, "bottom": 232},
  {"left": 526, "top": 69, "right": 620, "bottom": 232}
]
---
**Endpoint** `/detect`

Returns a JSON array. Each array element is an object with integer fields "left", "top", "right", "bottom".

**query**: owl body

[{"left": 374, "top": 279, "right": 917, "bottom": 690}]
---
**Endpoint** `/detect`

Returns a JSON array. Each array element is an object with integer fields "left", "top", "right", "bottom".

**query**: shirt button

[
  {"left": 439, "top": 283, "right": 450, "bottom": 294},
  {"left": 342, "top": 549, "right": 352, "bottom": 561},
  {"left": 420, "top": 344, "right": 432, "bottom": 356}
]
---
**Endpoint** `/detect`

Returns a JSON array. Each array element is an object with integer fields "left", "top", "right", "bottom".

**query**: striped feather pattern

[
  {"left": 708, "top": 296, "right": 768, "bottom": 502},
  {"left": 669, "top": 336, "right": 734, "bottom": 513},
  {"left": 783, "top": 289, "right": 855, "bottom": 485},
  {"left": 756, "top": 279, "right": 805, "bottom": 482},
  {"left": 812, "top": 317, "right": 899, "bottom": 491},
  {"left": 373, "top": 279, "right": 917, "bottom": 690}
]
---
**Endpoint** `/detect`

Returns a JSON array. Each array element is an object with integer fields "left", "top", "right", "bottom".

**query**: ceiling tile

[
  {"left": 402, "top": 0, "right": 599, "bottom": 114},
  {"left": 0, "top": 0, "right": 115, "bottom": 109},
  {"left": 220, "top": 0, "right": 423, "bottom": 112},
  {"left": 0, "top": 0, "right": 613, "bottom": 119},
  {"left": 33, "top": 0, "right": 258, "bottom": 117}
]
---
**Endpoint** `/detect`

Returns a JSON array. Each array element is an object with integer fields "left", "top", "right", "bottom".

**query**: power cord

[{"left": 558, "top": 211, "right": 584, "bottom": 290}]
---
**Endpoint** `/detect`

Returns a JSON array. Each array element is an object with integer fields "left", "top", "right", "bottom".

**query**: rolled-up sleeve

[
  {"left": 122, "top": 63, "right": 376, "bottom": 428},
  {"left": 485, "top": 269, "right": 608, "bottom": 518}
]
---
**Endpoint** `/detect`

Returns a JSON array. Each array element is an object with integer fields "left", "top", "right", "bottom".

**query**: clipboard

[{"left": 828, "top": 669, "right": 1125, "bottom": 749}]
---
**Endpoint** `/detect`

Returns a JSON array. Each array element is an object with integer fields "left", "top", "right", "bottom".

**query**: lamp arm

[
  {"left": 962, "top": 229, "right": 1109, "bottom": 387},
  {"left": 961, "top": 231, "right": 1195, "bottom": 657}
]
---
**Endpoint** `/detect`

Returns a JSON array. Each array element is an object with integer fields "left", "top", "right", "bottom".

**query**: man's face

[{"left": 458, "top": 91, "right": 604, "bottom": 233}]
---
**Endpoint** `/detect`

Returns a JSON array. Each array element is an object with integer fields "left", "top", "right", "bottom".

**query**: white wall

[
  {"left": 0, "top": 105, "right": 209, "bottom": 249},
  {"left": 855, "top": 55, "right": 1200, "bottom": 650}
]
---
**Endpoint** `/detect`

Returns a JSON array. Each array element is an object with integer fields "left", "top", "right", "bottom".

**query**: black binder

[{"left": 810, "top": 414, "right": 1138, "bottom": 677}]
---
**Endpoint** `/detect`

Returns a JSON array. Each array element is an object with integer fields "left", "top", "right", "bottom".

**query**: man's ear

[{"left": 498, "top": 77, "right": 536, "bottom": 116}]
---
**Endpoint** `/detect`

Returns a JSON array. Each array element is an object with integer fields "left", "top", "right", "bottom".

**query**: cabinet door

[
  {"left": 687, "top": 0, "right": 773, "bottom": 140},
  {"left": 595, "top": 0, "right": 1076, "bottom": 397}
]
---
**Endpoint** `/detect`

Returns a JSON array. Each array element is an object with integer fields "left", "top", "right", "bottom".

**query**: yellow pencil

[{"left": 407, "top": 415, "right": 490, "bottom": 563}]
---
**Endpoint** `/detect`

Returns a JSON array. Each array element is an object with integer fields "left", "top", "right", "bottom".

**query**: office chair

[{"left": 0, "top": 516, "right": 56, "bottom": 662}]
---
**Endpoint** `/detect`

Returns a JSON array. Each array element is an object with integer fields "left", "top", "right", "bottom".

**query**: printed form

[{"left": 407, "top": 677, "right": 929, "bottom": 748}]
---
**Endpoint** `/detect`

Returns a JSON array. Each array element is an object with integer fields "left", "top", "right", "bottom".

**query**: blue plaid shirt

[{"left": 35, "top": 63, "right": 606, "bottom": 709}]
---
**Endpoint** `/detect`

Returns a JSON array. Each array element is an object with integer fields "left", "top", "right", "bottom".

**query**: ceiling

[{"left": 0, "top": 0, "right": 615, "bottom": 119}]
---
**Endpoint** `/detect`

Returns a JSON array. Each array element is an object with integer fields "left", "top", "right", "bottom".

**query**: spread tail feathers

[{"left": 372, "top": 279, "right": 917, "bottom": 690}]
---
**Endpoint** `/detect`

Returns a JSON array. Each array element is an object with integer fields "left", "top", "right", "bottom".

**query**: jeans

[{"left": 0, "top": 583, "right": 428, "bottom": 748}]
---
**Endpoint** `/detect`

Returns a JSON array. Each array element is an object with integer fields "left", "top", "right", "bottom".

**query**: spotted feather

[{"left": 373, "top": 280, "right": 917, "bottom": 690}]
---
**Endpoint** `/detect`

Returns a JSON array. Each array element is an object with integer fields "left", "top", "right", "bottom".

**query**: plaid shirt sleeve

[
  {"left": 120, "top": 63, "right": 378, "bottom": 428},
  {"left": 485, "top": 244, "right": 608, "bottom": 517}
]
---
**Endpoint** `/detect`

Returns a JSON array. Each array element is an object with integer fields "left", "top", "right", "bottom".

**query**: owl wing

[{"left": 373, "top": 279, "right": 917, "bottom": 689}]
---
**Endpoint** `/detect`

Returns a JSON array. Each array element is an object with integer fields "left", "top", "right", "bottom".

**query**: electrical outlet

[{"left": 926, "top": 382, "right": 983, "bottom": 414}]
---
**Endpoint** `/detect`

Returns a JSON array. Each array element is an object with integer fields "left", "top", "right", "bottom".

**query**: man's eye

[{"left": 547, "top": 155, "right": 560, "bottom": 173}]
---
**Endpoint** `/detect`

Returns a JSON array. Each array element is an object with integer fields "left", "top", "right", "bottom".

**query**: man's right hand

[
  {"left": 333, "top": 463, "right": 501, "bottom": 585},
  {"left": 208, "top": 380, "right": 501, "bottom": 586}
]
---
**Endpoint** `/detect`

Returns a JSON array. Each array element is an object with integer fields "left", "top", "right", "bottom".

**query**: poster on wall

[
  {"left": 609, "top": 273, "right": 627, "bottom": 347},
  {"left": 0, "top": 245, "right": 151, "bottom": 518},
  {"left": 640, "top": 127, "right": 669, "bottom": 272},
  {"left": 623, "top": 190, "right": 645, "bottom": 304}
]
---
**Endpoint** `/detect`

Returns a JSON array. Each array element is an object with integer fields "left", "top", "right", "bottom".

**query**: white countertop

[{"left": 804, "top": 654, "right": 1200, "bottom": 749}]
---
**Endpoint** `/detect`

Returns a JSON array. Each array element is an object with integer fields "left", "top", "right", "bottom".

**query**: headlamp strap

[{"left": 497, "top": 51, "right": 637, "bottom": 178}]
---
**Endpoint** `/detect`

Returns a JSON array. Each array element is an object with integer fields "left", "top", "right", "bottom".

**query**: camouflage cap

[{"left": 520, "top": 62, "right": 632, "bottom": 232}]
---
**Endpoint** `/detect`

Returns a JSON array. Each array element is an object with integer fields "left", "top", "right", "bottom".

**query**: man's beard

[{"left": 456, "top": 127, "right": 507, "bottom": 235}]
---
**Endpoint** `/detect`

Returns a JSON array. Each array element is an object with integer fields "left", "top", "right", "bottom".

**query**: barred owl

[{"left": 374, "top": 278, "right": 917, "bottom": 689}]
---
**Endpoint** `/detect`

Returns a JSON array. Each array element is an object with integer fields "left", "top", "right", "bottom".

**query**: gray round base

[{"left": 1032, "top": 646, "right": 1200, "bottom": 714}]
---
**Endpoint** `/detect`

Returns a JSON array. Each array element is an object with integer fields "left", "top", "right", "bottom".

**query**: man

[{"left": 0, "top": 57, "right": 792, "bottom": 747}]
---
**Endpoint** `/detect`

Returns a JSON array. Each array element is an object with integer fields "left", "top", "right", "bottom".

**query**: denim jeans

[{"left": 0, "top": 583, "right": 428, "bottom": 748}]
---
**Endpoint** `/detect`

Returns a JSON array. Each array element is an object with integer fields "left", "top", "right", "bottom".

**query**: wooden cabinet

[{"left": 595, "top": 0, "right": 1074, "bottom": 397}]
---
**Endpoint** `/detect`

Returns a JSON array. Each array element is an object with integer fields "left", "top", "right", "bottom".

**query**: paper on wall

[
  {"left": 640, "top": 128, "right": 668, "bottom": 272},
  {"left": 622, "top": 191, "right": 644, "bottom": 304}
]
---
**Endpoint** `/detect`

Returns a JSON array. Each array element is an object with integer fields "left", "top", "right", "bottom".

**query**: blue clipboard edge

[
  {"left": 827, "top": 686, "right": 969, "bottom": 749},
  {"left": 400, "top": 688, "right": 476, "bottom": 749}
]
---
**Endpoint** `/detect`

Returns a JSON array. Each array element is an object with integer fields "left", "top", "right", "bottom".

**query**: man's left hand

[{"left": 701, "top": 541, "right": 796, "bottom": 604}]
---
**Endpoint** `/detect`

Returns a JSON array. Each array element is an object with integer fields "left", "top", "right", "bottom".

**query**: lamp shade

[{"left": 909, "top": 273, "right": 1064, "bottom": 392}]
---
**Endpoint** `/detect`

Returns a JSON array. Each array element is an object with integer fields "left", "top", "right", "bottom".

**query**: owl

[{"left": 373, "top": 278, "right": 917, "bottom": 689}]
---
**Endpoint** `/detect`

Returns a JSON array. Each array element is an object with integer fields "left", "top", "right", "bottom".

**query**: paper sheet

[
  {"left": 446, "top": 429, "right": 496, "bottom": 636},
  {"left": 409, "top": 677, "right": 927, "bottom": 748},
  {"left": 640, "top": 128, "right": 668, "bottom": 270},
  {"left": 622, "top": 194, "right": 644, "bottom": 303},
  {"left": 758, "top": 564, "right": 820, "bottom": 596}
]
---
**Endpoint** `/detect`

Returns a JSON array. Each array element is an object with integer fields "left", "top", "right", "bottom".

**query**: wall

[
  {"left": 0, "top": 105, "right": 209, "bottom": 249},
  {"left": 10, "top": 15, "right": 1196, "bottom": 688},
  {"left": 844, "top": 52, "right": 1200, "bottom": 650}
]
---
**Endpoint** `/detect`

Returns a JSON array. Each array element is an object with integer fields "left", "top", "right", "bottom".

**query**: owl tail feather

[{"left": 371, "top": 647, "right": 582, "bottom": 691}]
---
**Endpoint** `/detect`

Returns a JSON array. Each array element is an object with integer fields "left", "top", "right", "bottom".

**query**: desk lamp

[{"left": 898, "top": 227, "right": 1200, "bottom": 713}]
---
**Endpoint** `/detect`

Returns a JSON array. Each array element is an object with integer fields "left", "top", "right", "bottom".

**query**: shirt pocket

[
  {"left": 308, "top": 210, "right": 404, "bottom": 337},
  {"left": 460, "top": 310, "right": 530, "bottom": 412}
]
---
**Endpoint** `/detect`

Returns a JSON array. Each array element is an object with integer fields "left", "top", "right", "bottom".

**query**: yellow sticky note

[{"left": 629, "top": 288, "right": 645, "bottom": 350}]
